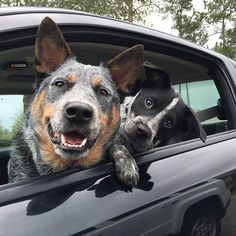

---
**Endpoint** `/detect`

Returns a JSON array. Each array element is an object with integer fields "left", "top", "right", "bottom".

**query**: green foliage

[
  {"left": 0, "top": 124, "right": 12, "bottom": 147},
  {"left": 0, "top": 111, "right": 23, "bottom": 147},
  {"left": 0, "top": 0, "right": 49, "bottom": 6},
  {"left": 204, "top": 0, "right": 236, "bottom": 58},
  {"left": 1, "top": 0, "right": 235, "bottom": 57},
  {"left": 213, "top": 25, "right": 236, "bottom": 59},
  {"left": 11, "top": 111, "right": 24, "bottom": 135},
  {"left": 157, "top": 0, "right": 208, "bottom": 46},
  {"left": 204, "top": 0, "right": 236, "bottom": 24},
  {"left": 0, "top": 0, "right": 156, "bottom": 24}
]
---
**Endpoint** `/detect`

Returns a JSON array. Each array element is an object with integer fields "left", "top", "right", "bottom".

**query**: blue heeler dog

[
  {"left": 110, "top": 61, "right": 207, "bottom": 186},
  {"left": 8, "top": 17, "right": 144, "bottom": 183}
]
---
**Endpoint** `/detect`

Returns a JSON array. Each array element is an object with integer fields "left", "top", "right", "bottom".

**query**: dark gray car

[{"left": 0, "top": 7, "right": 236, "bottom": 236}]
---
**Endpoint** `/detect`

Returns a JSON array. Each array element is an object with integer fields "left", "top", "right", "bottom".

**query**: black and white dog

[{"left": 111, "top": 61, "right": 207, "bottom": 186}]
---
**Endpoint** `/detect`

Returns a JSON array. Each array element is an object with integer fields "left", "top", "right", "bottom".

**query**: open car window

[
  {"left": 0, "top": 45, "right": 229, "bottom": 148},
  {"left": 0, "top": 34, "right": 235, "bottom": 188}
]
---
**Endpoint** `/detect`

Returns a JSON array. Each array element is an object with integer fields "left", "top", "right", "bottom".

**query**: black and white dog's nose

[
  {"left": 135, "top": 123, "right": 151, "bottom": 139},
  {"left": 65, "top": 102, "right": 93, "bottom": 124}
]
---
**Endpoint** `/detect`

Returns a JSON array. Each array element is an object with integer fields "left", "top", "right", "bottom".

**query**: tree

[
  {"left": 0, "top": 0, "right": 49, "bottom": 6},
  {"left": 157, "top": 0, "right": 208, "bottom": 46},
  {"left": 11, "top": 111, "right": 23, "bottom": 136},
  {"left": 0, "top": 0, "right": 157, "bottom": 25},
  {"left": 204, "top": 0, "right": 236, "bottom": 58},
  {"left": 214, "top": 26, "right": 236, "bottom": 58},
  {"left": 0, "top": 123, "right": 11, "bottom": 147}
]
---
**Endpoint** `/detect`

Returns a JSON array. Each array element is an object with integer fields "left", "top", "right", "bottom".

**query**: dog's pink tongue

[{"left": 63, "top": 132, "right": 85, "bottom": 145}]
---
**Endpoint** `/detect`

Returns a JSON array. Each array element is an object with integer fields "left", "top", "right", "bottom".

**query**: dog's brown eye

[
  {"left": 145, "top": 98, "right": 153, "bottom": 108},
  {"left": 165, "top": 119, "right": 173, "bottom": 128},
  {"left": 54, "top": 81, "right": 65, "bottom": 88},
  {"left": 100, "top": 88, "right": 109, "bottom": 96}
]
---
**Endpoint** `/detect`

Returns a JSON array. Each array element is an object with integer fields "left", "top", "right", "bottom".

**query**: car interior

[{"left": 0, "top": 42, "right": 231, "bottom": 186}]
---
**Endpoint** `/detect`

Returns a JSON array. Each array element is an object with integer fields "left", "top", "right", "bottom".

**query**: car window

[
  {"left": 0, "top": 95, "right": 24, "bottom": 147},
  {"left": 173, "top": 80, "right": 224, "bottom": 125},
  {"left": 174, "top": 80, "right": 219, "bottom": 111},
  {"left": 0, "top": 38, "right": 234, "bottom": 187}
]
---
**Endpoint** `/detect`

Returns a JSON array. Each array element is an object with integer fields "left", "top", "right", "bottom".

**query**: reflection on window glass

[
  {"left": 174, "top": 80, "right": 220, "bottom": 112},
  {"left": 0, "top": 95, "right": 24, "bottom": 147}
]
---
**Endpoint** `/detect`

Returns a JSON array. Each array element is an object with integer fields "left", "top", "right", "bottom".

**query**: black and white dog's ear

[
  {"left": 185, "top": 107, "right": 207, "bottom": 143},
  {"left": 143, "top": 61, "right": 171, "bottom": 89}
]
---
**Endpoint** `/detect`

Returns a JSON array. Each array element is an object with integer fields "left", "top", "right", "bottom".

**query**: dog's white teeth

[
  {"left": 79, "top": 138, "right": 87, "bottom": 148},
  {"left": 60, "top": 134, "right": 86, "bottom": 148},
  {"left": 61, "top": 134, "right": 66, "bottom": 144},
  {"left": 60, "top": 134, "right": 87, "bottom": 148},
  {"left": 68, "top": 144, "right": 79, "bottom": 148},
  {"left": 63, "top": 143, "right": 80, "bottom": 148}
]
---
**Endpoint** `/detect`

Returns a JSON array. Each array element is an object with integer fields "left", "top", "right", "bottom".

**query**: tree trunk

[{"left": 127, "top": 0, "right": 134, "bottom": 22}]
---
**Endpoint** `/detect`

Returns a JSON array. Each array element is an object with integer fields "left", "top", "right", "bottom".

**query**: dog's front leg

[{"left": 109, "top": 144, "right": 139, "bottom": 187}]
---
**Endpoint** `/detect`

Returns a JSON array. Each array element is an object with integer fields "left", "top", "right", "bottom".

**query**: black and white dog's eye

[
  {"left": 145, "top": 98, "right": 153, "bottom": 109},
  {"left": 125, "top": 104, "right": 129, "bottom": 114},
  {"left": 54, "top": 80, "right": 65, "bottom": 88},
  {"left": 100, "top": 88, "right": 109, "bottom": 96},
  {"left": 165, "top": 119, "right": 173, "bottom": 128}
]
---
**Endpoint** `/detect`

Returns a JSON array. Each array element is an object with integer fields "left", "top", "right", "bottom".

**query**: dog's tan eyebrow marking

[
  {"left": 66, "top": 74, "right": 77, "bottom": 83},
  {"left": 91, "top": 75, "right": 103, "bottom": 88}
]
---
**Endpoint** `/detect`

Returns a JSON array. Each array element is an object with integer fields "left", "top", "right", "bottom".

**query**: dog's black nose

[
  {"left": 65, "top": 102, "right": 93, "bottom": 124},
  {"left": 135, "top": 123, "right": 151, "bottom": 139}
]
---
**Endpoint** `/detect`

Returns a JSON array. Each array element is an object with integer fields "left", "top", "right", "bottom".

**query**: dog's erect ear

[
  {"left": 143, "top": 61, "right": 171, "bottom": 89},
  {"left": 35, "top": 17, "right": 71, "bottom": 74},
  {"left": 106, "top": 45, "right": 144, "bottom": 94},
  {"left": 185, "top": 107, "right": 207, "bottom": 143}
]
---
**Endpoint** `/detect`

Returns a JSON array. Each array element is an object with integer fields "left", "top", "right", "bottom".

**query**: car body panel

[{"left": 0, "top": 136, "right": 235, "bottom": 235}]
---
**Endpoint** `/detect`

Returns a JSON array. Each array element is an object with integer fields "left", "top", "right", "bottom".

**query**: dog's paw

[
  {"left": 109, "top": 144, "right": 140, "bottom": 187},
  {"left": 115, "top": 155, "right": 140, "bottom": 187}
]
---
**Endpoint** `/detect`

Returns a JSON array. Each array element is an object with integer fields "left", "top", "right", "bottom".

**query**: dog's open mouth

[{"left": 48, "top": 123, "right": 89, "bottom": 151}]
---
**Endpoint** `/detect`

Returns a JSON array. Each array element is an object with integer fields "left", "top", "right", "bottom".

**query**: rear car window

[{"left": 174, "top": 80, "right": 220, "bottom": 111}]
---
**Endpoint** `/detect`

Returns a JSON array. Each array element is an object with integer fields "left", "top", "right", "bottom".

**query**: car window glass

[
  {"left": 174, "top": 80, "right": 219, "bottom": 111},
  {"left": 173, "top": 80, "right": 225, "bottom": 125}
]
